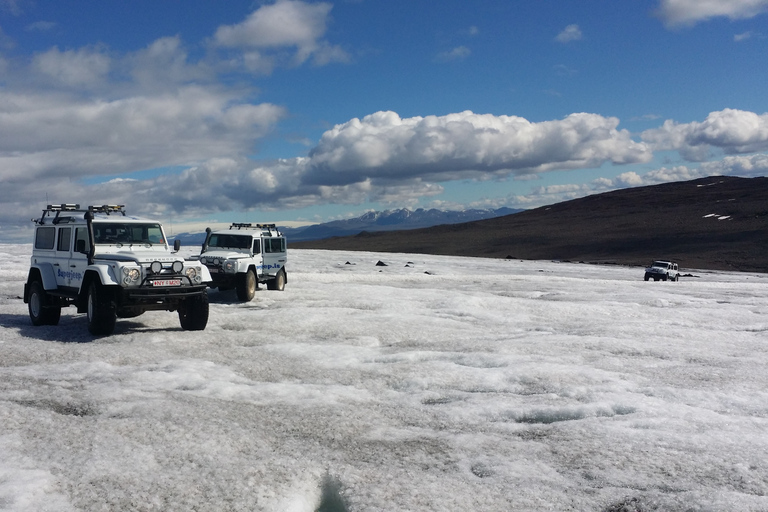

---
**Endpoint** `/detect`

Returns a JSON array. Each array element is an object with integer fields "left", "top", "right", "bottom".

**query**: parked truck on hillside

[
  {"left": 24, "top": 204, "right": 212, "bottom": 335},
  {"left": 194, "top": 223, "right": 288, "bottom": 301}
]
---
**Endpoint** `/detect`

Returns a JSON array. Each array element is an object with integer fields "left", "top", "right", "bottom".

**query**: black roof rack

[
  {"left": 34, "top": 204, "right": 127, "bottom": 225},
  {"left": 228, "top": 222, "right": 282, "bottom": 235}
]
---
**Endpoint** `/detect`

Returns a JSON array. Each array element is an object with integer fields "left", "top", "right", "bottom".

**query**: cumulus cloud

[
  {"left": 655, "top": 0, "right": 768, "bottom": 26},
  {"left": 555, "top": 24, "right": 582, "bottom": 43},
  {"left": 641, "top": 108, "right": 768, "bottom": 161},
  {"left": 305, "top": 110, "right": 651, "bottom": 185},
  {"left": 212, "top": 0, "right": 348, "bottom": 69},
  {"left": 0, "top": 86, "right": 286, "bottom": 182},
  {"left": 32, "top": 46, "right": 111, "bottom": 87}
]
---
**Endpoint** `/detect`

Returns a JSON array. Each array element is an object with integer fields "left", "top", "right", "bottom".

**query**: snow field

[{"left": 1, "top": 246, "right": 767, "bottom": 510}]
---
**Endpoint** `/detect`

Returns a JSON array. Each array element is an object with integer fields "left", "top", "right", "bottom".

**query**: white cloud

[
  {"left": 555, "top": 24, "right": 582, "bottom": 43},
  {"left": 655, "top": 0, "right": 768, "bottom": 26},
  {"left": 32, "top": 46, "right": 111, "bottom": 87},
  {"left": 212, "top": 0, "right": 348, "bottom": 68},
  {"left": 306, "top": 110, "right": 651, "bottom": 185},
  {"left": 641, "top": 108, "right": 768, "bottom": 161},
  {"left": 0, "top": 86, "right": 286, "bottom": 183},
  {"left": 436, "top": 46, "right": 471, "bottom": 62}
]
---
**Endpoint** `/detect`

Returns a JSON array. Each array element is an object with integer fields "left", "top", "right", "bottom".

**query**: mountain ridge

[{"left": 291, "top": 176, "right": 768, "bottom": 272}]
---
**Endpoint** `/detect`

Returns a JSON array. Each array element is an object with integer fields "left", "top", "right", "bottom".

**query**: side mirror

[{"left": 173, "top": 239, "right": 181, "bottom": 252}]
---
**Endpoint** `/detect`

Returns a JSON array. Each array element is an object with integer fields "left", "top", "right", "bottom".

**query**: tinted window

[
  {"left": 35, "top": 227, "right": 55, "bottom": 250},
  {"left": 252, "top": 239, "right": 260, "bottom": 254},
  {"left": 265, "top": 237, "right": 285, "bottom": 253},
  {"left": 207, "top": 234, "right": 251, "bottom": 249},
  {"left": 57, "top": 227, "right": 72, "bottom": 252}
]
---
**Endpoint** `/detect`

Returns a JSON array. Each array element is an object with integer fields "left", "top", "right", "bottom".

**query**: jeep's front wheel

[
  {"left": 28, "top": 280, "right": 61, "bottom": 326},
  {"left": 267, "top": 269, "right": 286, "bottom": 291},
  {"left": 236, "top": 269, "right": 256, "bottom": 301},
  {"left": 179, "top": 293, "right": 209, "bottom": 331},
  {"left": 87, "top": 282, "right": 117, "bottom": 336}
]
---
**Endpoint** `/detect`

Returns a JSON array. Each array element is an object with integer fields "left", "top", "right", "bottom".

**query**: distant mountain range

[
  {"left": 292, "top": 176, "right": 768, "bottom": 273},
  {"left": 170, "top": 207, "right": 523, "bottom": 245},
  {"left": 281, "top": 207, "right": 522, "bottom": 242}
]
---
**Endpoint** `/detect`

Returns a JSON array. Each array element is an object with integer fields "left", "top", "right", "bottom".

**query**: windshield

[
  {"left": 207, "top": 233, "right": 252, "bottom": 250},
  {"left": 93, "top": 222, "right": 165, "bottom": 245}
]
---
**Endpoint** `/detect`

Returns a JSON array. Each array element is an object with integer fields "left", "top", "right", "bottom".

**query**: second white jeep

[{"left": 196, "top": 223, "right": 288, "bottom": 301}]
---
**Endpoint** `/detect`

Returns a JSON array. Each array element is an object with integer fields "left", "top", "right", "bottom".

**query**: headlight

[
  {"left": 150, "top": 261, "right": 163, "bottom": 274},
  {"left": 186, "top": 266, "right": 202, "bottom": 283},
  {"left": 172, "top": 261, "right": 183, "bottom": 273},
  {"left": 122, "top": 267, "right": 141, "bottom": 285},
  {"left": 224, "top": 260, "right": 236, "bottom": 272}
]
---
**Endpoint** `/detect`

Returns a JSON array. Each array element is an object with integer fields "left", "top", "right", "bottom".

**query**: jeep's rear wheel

[
  {"left": 179, "top": 292, "right": 209, "bottom": 330},
  {"left": 267, "top": 269, "right": 286, "bottom": 291},
  {"left": 236, "top": 269, "right": 256, "bottom": 301},
  {"left": 28, "top": 280, "right": 61, "bottom": 326},
  {"left": 87, "top": 282, "right": 117, "bottom": 336}
]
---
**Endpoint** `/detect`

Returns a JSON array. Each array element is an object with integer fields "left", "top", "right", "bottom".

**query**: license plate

[
  {"left": 151, "top": 279, "right": 181, "bottom": 286},
  {"left": 208, "top": 268, "right": 219, "bottom": 273}
]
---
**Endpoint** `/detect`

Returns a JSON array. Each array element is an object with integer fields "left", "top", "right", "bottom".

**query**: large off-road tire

[
  {"left": 87, "top": 281, "right": 117, "bottom": 336},
  {"left": 28, "top": 280, "right": 61, "bottom": 326},
  {"left": 644, "top": 274, "right": 650, "bottom": 282},
  {"left": 266, "top": 269, "right": 286, "bottom": 291},
  {"left": 235, "top": 269, "right": 256, "bottom": 301},
  {"left": 178, "top": 292, "right": 209, "bottom": 331}
]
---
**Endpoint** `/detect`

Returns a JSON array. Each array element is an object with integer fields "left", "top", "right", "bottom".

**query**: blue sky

[{"left": 1, "top": 0, "right": 767, "bottom": 241}]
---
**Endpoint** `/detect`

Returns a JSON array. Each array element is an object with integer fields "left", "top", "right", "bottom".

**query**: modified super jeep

[
  {"left": 24, "top": 204, "right": 212, "bottom": 335},
  {"left": 644, "top": 260, "right": 679, "bottom": 282},
  {"left": 194, "top": 223, "right": 287, "bottom": 301}
]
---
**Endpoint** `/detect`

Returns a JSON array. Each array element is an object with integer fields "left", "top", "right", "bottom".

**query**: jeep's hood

[
  {"left": 200, "top": 250, "right": 250, "bottom": 260},
  {"left": 94, "top": 250, "right": 184, "bottom": 265}
]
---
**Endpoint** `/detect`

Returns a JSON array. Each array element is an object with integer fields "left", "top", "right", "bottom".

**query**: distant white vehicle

[
  {"left": 644, "top": 260, "right": 679, "bottom": 281},
  {"left": 194, "top": 223, "right": 288, "bottom": 301},
  {"left": 24, "top": 204, "right": 212, "bottom": 335}
]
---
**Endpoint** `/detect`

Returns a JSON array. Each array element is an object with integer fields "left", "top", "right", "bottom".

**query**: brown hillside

[{"left": 291, "top": 176, "right": 768, "bottom": 272}]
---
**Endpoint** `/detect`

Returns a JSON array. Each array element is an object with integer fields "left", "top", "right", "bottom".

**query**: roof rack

[
  {"left": 34, "top": 204, "right": 127, "bottom": 225},
  {"left": 228, "top": 222, "right": 281, "bottom": 235},
  {"left": 88, "top": 205, "right": 126, "bottom": 216}
]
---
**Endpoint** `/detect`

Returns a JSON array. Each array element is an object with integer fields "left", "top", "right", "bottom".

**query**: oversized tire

[
  {"left": 179, "top": 292, "right": 209, "bottom": 331},
  {"left": 235, "top": 269, "right": 256, "bottom": 301},
  {"left": 267, "top": 269, "right": 286, "bottom": 291},
  {"left": 87, "top": 281, "right": 117, "bottom": 336},
  {"left": 28, "top": 280, "right": 61, "bottom": 326},
  {"left": 643, "top": 274, "right": 650, "bottom": 281},
  {"left": 662, "top": 274, "right": 668, "bottom": 281}
]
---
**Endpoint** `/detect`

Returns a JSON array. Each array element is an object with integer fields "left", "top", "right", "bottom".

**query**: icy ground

[{"left": 1, "top": 245, "right": 768, "bottom": 511}]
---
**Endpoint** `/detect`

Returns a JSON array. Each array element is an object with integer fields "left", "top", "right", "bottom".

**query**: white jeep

[
  {"left": 24, "top": 204, "right": 212, "bottom": 335},
  {"left": 195, "top": 223, "right": 288, "bottom": 301},
  {"left": 644, "top": 260, "right": 679, "bottom": 282}
]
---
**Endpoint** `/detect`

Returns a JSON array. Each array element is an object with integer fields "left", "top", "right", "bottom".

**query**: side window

[
  {"left": 57, "top": 227, "right": 72, "bottom": 252},
  {"left": 35, "top": 227, "right": 55, "bottom": 250},
  {"left": 263, "top": 237, "right": 285, "bottom": 253},
  {"left": 75, "top": 227, "right": 90, "bottom": 253},
  {"left": 252, "top": 239, "right": 260, "bottom": 254}
]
